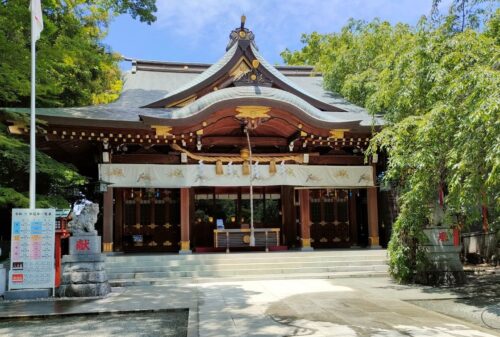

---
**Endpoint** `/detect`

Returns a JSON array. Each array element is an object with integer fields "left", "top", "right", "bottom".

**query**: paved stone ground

[
  {"left": 409, "top": 272, "right": 500, "bottom": 330},
  {"left": 0, "top": 310, "right": 188, "bottom": 337},
  {"left": 0, "top": 276, "right": 498, "bottom": 337},
  {"left": 195, "top": 277, "right": 500, "bottom": 337}
]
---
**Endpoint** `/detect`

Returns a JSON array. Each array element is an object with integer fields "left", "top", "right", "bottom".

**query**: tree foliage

[
  {"left": 0, "top": 1, "right": 157, "bottom": 209},
  {"left": 0, "top": 111, "right": 86, "bottom": 208},
  {"left": 0, "top": 0, "right": 157, "bottom": 108},
  {"left": 283, "top": 3, "right": 499, "bottom": 283}
]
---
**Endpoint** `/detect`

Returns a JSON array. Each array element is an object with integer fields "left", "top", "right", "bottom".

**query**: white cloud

[{"left": 150, "top": 0, "right": 437, "bottom": 63}]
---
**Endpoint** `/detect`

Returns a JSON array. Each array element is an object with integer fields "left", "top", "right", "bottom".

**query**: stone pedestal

[
  {"left": 57, "top": 235, "right": 110, "bottom": 297},
  {"left": 418, "top": 227, "right": 466, "bottom": 286},
  {"left": 0, "top": 263, "right": 5, "bottom": 297}
]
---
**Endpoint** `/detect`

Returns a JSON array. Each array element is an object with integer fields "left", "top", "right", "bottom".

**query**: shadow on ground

[{"left": 0, "top": 310, "right": 188, "bottom": 337}]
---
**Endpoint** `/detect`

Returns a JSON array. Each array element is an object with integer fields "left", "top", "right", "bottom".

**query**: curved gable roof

[
  {"left": 141, "top": 43, "right": 239, "bottom": 108},
  {"left": 141, "top": 31, "right": 345, "bottom": 112},
  {"left": 139, "top": 86, "right": 372, "bottom": 131}
]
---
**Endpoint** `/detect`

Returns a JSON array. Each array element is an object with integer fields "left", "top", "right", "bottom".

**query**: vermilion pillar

[
  {"left": 367, "top": 164, "right": 381, "bottom": 248},
  {"left": 180, "top": 187, "right": 192, "bottom": 254},
  {"left": 299, "top": 189, "right": 313, "bottom": 251},
  {"left": 102, "top": 187, "right": 113, "bottom": 252}
]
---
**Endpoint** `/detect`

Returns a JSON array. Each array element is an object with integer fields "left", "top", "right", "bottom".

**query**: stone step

[
  {"left": 109, "top": 270, "right": 389, "bottom": 287},
  {"left": 106, "top": 250, "right": 387, "bottom": 263},
  {"left": 104, "top": 250, "right": 389, "bottom": 286},
  {"left": 107, "top": 264, "right": 389, "bottom": 280},
  {"left": 105, "top": 253, "right": 387, "bottom": 266},
  {"left": 105, "top": 260, "right": 386, "bottom": 273},
  {"left": 105, "top": 257, "right": 386, "bottom": 269}
]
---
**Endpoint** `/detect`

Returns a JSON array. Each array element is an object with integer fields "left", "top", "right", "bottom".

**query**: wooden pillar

[
  {"left": 349, "top": 189, "right": 359, "bottom": 247},
  {"left": 180, "top": 187, "right": 192, "bottom": 254},
  {"left": 281, "top": 186, "right": 296, "bottom": 248},
  {"left": 367, "top": 164, "right": 381, "bottom": 248},
  {"left": 113, "top": 188, "right": 123, "bottom": 252},
  {"left": 299, "top": 189, "right": 313, "bottom": 251},
  {"left": 102, "top": 187, "right": 113, "bottom": 252}
]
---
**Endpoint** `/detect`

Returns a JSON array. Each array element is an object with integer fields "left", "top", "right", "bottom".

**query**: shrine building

[{"left": 6, "top": 18, "right": 388, "bottom": 254}]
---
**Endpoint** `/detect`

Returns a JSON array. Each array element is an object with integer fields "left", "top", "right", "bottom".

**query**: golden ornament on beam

[
  {"left": 151, "top": 125, "right": 173, "bottom": 137},
  {"left": 329, "top": 128, "right": 350, "bottom": 139},
  {"left": 235, "top": 106, "right": 271, "bottom": 119},
  {"left": 269, "top": 159, "right": 277, "bottom": 174},
  {"left": 216, "top": 160, "right": 224, "bottom": 175},
  {"left": 242, "top": 160, "right": 250, "bottom": 175}
]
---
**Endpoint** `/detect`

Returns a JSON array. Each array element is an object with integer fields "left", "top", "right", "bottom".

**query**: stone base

[
  {"left": 0, "top": 265, "right": 5, "bottom": 296},
  {"left": 57, "top": 282, "right": 111, "bottom": 297},
  {"left": 300, "top": 247, "right": 314, "bottom": 252},
  {"left": 69, "top": 235, "right": 101, "bottom": 255},
  {"left": 179, "top": 249, "right": 192, "bottom": 255},
  {"left": 4, "top": 289, "right": 51, "bottom": 300},
  {"left": 58, "top": 252, "right": 110, "bottom": 297},
  {"left": 419, "top": 241, "right": 466, "bottom": 286},
  {"left": 416, "top": 270, "right": 467, "bottom": 286}
]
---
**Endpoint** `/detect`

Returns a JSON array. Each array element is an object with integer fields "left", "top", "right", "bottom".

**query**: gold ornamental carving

[
  {"left": 229, "top": 57, "right": 252, "bottom": 78},
  {"left": 163, "top": 240, "right": 172, "bottom": 247},
  {"left": 151, "top": 125, "right": 173, "bottom": 137},
  {"left": 8, "top": 123, "right": 27, "bottom": 135},
  {"left": 180, "top": 241, "right": 190, "bottom": 251},
  {"left": 368, "top": 236, "right": 380, "bottom": 246},
  {"left": 235, "top": 106, "right": 271, "bottom": 119},
  {"left": 103, "top": 242, "right": 113, "bottom": 252},
  {"left": 329, "top": 129, "right": 350, "bottom": 139}
]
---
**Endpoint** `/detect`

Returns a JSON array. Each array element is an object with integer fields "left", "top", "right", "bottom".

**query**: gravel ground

[{"left": 0, "top": 310, "right": 188, "bottom": 337}]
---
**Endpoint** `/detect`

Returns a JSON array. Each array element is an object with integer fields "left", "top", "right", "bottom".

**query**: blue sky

[{"left": 104, "top": 0, "right": 452, "bottom": 68}]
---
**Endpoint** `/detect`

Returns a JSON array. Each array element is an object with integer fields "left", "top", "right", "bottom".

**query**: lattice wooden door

[
  {"left": 122, "top": 189, "right": 180, "bottom": 252},
  {"left": 310, "top": 189, "right": 350, "bottom": 248}
]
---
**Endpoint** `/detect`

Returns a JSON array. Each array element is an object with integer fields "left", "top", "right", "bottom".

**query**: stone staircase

[{"left": 105, "top": 249, "right": 388, "bottom": 286}]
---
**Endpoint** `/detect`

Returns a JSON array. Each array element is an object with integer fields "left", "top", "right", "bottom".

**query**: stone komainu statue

[{"left": 68, "top": 201, "right": 99, "bottom": 236}]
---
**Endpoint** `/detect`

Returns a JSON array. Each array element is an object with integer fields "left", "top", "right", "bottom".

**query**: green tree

[
  {"left": 431, "top": 0, "right": 497, "bottom": 31},
  {"left": 0, "top": 111, "right": 86, "bottom": 208},
  {"left": 0, "top": 0, "right": 157, "bottom": 210},
  {"left": 283, "top": 4, "right": 499, "bottom": 283},
  {"left": 0, "top": 0, "right": 157, "bottom": 107}
]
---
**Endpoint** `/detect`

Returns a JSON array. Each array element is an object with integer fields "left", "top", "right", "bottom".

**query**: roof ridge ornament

[{"left": 226, "top": 15, "right": 257, "bottom": 51}]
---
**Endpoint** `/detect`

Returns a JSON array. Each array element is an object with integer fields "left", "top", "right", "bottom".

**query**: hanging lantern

[
  {"left": 269, "top": 159, "right": 277, "bottom": 174},
  {"left": 216, "top": 160, "right": 224, "bottom": 175}
]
